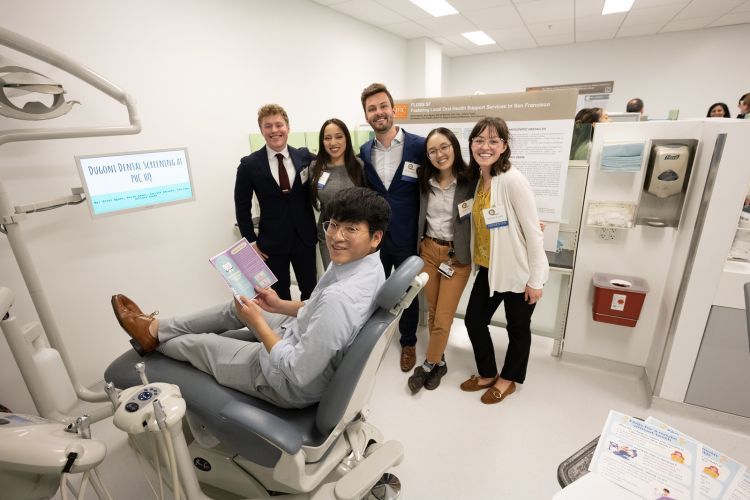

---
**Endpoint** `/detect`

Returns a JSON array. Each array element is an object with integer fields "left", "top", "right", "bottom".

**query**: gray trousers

[{"left": 156, "top": 300, "right": 293, "bottom": 407}]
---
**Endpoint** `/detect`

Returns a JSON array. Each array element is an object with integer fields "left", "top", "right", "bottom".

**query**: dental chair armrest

[{"left": 220, "top": 400, "right": 303, "bottom": 455}]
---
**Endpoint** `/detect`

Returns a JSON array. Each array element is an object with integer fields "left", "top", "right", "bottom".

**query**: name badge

[
  {"left": 458, "top": 198, "right": 474, "bottom": 220},
  {"left": 483, "top": 207, "right": 508, "bottom": 229},
  {"left": 401, "top": 161, "right": 420, "bottom": 182},
  {"left": 438, "top": 262, "right": 455, "bottom": 279},
  {"left": 317, "top": 171, "right": 330, "bottom": 189},
  {"left": 300, "top": 166, "right": 309, "bottom": 184}
]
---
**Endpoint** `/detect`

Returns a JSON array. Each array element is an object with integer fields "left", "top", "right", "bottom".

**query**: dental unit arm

[{"left": 0, "top": 25, "right": 141, "bottom": 419}]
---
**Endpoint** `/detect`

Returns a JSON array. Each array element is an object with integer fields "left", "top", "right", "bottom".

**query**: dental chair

[{"left": 104, "top": 256, "right": 426, "bottom": 500}]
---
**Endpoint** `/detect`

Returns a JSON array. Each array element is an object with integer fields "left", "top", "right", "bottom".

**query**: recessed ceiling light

[
  {"left": 462, "top": 31, "right": 496, "bottom": 46},
  {"left": 409, "top": 0, "right": 458, "bottom": 17},
  {"left": 602, "top": 0, "right": 635, "bottom": 15}
]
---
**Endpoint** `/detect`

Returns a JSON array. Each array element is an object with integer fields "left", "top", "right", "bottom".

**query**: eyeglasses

[
  {"left": 427, "top": 143, "right": 452, "bottom": 159},
  {"left": 471, "top": 137, "right": 505, "bottom": 148},
  {"left": 323, "top": 220, "right": 367, "bottom": 240}
]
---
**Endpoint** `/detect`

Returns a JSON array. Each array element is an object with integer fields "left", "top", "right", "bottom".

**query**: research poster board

[
  {"left": 527, "top": 81, "right": 613, "bottom": 112},
  {"left": 393, "top": 89, "right": 577, "bottom": 250}
]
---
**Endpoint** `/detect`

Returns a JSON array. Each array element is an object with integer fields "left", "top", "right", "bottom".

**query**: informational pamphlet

[
  {"left": 729, "top": 472, "right": 750, "bottom": 500},
  {"left": 589, "top": 411, "right": 750, "bottom": 500},
  {"left": 209, "top": 238, "right": 277, "bottom": 299},
  {"left": 589, "top": 410, "right": 698, "bottom": 499},
  {"left": 646, "top": 417, "right": 747, "bottom": 500}
]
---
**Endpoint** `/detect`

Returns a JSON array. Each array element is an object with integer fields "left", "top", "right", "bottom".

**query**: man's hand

[
  {"left": 251, "top": 242, "right": 268, "bottom": 261},
  {"left": 254, "top": 286, "right": 284, "bottom": 314},
  {"left": 235, "top": 296, "right": 266, "bottom": 330},
  {"left": 524, "top": 285, "right": 543, "bottom": 305}
]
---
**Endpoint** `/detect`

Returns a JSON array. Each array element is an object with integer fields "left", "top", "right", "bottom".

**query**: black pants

[
  {"left": 266, "top": 237, "right": 317, "bottom": 301},
  {"left": 464, "top": 267, "right": 536, "bottom": 383},
  {"left": 380, "top": 239, "right": 419, "bottom": 347}
]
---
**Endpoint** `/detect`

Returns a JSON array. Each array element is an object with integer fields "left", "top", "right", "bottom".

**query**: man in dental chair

[{"left": 111, "top": 187, "right": 389, "bottom": 409}]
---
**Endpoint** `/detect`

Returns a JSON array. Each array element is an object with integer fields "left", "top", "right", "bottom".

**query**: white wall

[
  {"left": 0, "top": 0, "right": 408, "bottom": 414},
  {"left": 447, "top": 24, "right": 750, "bottom": 120}
]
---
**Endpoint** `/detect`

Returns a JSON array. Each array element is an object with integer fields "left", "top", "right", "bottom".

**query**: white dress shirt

[
  {"left": 371, "top": 127, "right": 405, "bottom": 190},
  {"left": 266, "top": 146, "right": 296, "bottom": 190},
  {"left": 425, "top": 176, "right": 457, "bottom": 241}
]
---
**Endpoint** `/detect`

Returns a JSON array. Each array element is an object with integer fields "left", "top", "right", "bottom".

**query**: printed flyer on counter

[
  {"left": 589, "top": 410, "right": 698, "bottom": 499},
  {"left": 210, "top": 238, "right": 277, "bottom": 299},
  {"left": 646, "top": 417, "right": 747, "bottom": 500}
]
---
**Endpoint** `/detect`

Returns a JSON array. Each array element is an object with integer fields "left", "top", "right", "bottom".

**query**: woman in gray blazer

[{"left": 408, "top": 128, "right": 478, "bottom": 394}]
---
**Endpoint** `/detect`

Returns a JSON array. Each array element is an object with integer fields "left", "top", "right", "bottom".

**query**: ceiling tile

[
  {"left": 575, "top": 0, "right": 605, "bottom": 17},
  {"left": 576, "top": 29, "right": 616, "bottom": 42},
  {"left": 485, "top": 25, "right": 538, "bottom": 49},
  {"left": 576, "top": 12, "right": 626, "bottom": 31},
  {"left": 444, "top": 33, "right": 482, "bottom": 48},
  {"left": 527, "top": 19, "right": 575, "bottom": 36},
  {"left": 535, "top": 33, "right": 576, "bottom": 45},
  {"left": 733, "top": 1, "right": 750, "bottom": 11},
  {"left": 312, "top": 0, "right": 348, "bottom": 5},
  {"left": 516, "top": 0, "right": 574, "bottom": 24},
  {"left": 414, "top": 13, "right": 478, "bottom": 34},
  {"left": 380, "top": 20, "right": 435, "bottom": 38},
  {"left": 329, "top": 0, "right": 408, "bottom": 26},
  {"left": 631, "top": 0, "right": 688, "bottom": 9},
  {"left": 621, "top": 3, "right": 685, "bottom": 25},
  {"left": 373, "top": 0, "right": 435, "bottom": 21},
  {"left": 616, "top": 21, "right": 664, "bottom": 36},
  {"left": 674, "top": 0, "right": 743, "bottom": 19},
  {"left": 451, "top": 0, "right": 512, "bottom": 9},
  {"left": 462, "top": 5, "right": 526, "bottom": 29},
  {"left": 707, "top": 10, "right": 750, "bottom": 25},
  {"left": 661, "top": 16, "right": 717, "bottom": 31}
]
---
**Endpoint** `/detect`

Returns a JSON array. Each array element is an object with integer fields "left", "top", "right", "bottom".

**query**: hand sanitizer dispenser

[{"left": 645, "top": 145, "right": 690, "bottom": 198}]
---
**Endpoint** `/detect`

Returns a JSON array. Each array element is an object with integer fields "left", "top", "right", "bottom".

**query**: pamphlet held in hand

[{"left": 210, "top": 238, "right": 277, "bottom": 299}]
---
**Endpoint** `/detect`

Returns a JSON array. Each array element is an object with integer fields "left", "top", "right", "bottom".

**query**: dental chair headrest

[{"left": 375, "top": 255, "right": 424, "bottom": 311}]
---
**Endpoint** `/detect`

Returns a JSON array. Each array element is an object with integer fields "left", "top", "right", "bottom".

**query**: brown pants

[{"left": 420, "top": 238, "right": 471, "bottom": 363}]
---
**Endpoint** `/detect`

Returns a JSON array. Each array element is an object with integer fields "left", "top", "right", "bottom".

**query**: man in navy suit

[
  {"left": 360, "top": 83, "right": 425, "bottom": 372},
  {"left": 234, "top": 104, "right": 317, "bottom": 301}
]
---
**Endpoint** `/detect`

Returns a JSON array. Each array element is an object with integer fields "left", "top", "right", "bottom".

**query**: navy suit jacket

[
  {"left": 360, "top": 129, "right": 426, "bottom": 253},
  {"left": 234, "top": 145, "right": 316, "bottom": 254}
]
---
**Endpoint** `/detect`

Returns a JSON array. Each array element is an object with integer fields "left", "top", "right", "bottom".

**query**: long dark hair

[
  {"left": 419, "top": 127, "right": 475, "bottom": 194},
  {"left": 706, "top": 102, "right": 731, "bottom": 118},
  {"left": 468, "top": 117, "right": 512, "bottom": 176},
  {"left": 310, "top": 118, "right": 365, "bottom": 210}
]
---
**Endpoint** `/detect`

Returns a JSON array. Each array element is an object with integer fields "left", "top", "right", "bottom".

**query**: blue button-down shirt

[{"left": 259, "top": 251, "right": 385, "bottom": 407}]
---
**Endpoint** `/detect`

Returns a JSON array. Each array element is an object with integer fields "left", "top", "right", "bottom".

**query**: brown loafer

[
  {"left": 480, "top": 382, "right": 516, "bottom": 404},
  {"left": 400, "top": 346, "right": 416, "bottom": 372},
  {"left": 460, "top": 374, "right": 499, "bottom": 392},
  {"left": 113, "top": 294, "right": 144, "bottom": 316},
  {"left": 111, "top": 294, "right": 159, "bottom": 354}
]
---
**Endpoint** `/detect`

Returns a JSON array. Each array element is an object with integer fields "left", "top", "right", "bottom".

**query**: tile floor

[{"left": 52, "top": 320, "right": 750, "bottom": 499}]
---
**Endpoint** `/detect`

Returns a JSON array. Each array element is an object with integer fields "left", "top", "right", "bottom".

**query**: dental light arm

[
  {"left": 0, "top": 25, "right": 142, "bottom": 410},
  {"left": 0, "top": 26, "right": 141, "bottom": 145}
]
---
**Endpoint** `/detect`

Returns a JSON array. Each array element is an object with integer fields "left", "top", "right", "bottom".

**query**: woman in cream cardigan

[{"left": 460, "top": 116, "right": 549, "bottom": 405}]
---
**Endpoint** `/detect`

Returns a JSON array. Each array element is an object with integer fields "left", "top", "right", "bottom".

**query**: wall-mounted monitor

[{"left": 75, "top": 148, "right": 194, "bottom": 217}]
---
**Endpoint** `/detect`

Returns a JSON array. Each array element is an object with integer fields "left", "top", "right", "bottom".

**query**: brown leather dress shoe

[
  {"left": 480, "top": 381, "right": 516, "bottom": 404},
  {"left": 111, "top": 294, "right": 159, "bottom": 355},
  {"left": 460, "top": 374, "right": 499, "bottom": 392},
  {"left": 400, "top": 346, "right": 416, "bottom": 372}
]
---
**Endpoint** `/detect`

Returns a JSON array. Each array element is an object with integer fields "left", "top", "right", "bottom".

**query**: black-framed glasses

[
  {"left": 427, "top": 143, "right": 452, "bottom": 159},
  {"left": 471, "top": 137, "right": 505, "bottom": 148},
  {"left": 322, "top": 220, "right": 367, "bottom": 240}
]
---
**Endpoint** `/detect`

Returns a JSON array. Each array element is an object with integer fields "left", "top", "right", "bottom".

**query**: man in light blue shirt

[{"left": 111, "top": 187, "right": 389, "bottom": 408}]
